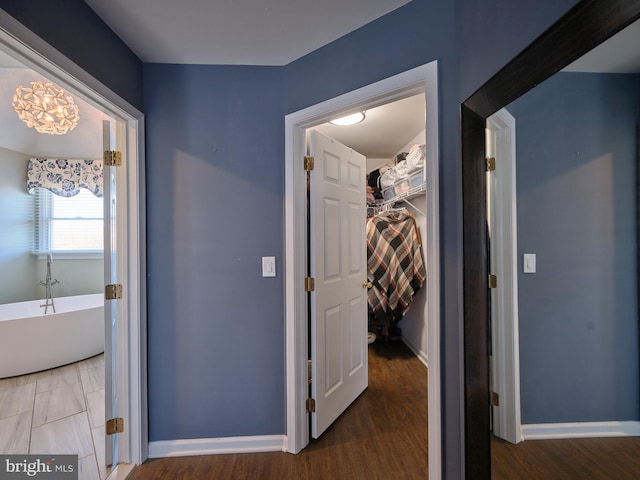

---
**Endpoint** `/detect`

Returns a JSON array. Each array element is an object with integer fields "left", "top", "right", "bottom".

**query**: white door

[
  {"left": 486, "top": 109, "right": 522, "bottom": 444},
  {"left": 308, "top": 130, "right": 368, "bottom": 438},
  {"left": 103, "top": 119, "right": 122, "bottom": 465}
]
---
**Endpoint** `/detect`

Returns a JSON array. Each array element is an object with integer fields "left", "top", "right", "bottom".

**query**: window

[{"left": 35, "top": 188, "right": 103, "bottom": 257}]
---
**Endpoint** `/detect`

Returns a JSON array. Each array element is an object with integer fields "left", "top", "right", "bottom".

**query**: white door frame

[
  {"left": 0, "top": 11, "right": 148, "bottom": 465},
  {"left": 487, "top": 108, "right": 522, "bottom": 444},
  {"left": 284, "top": 61, "right": 441, "bottom": 479}
]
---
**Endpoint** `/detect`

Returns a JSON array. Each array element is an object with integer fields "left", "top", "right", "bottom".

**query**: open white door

[
  {"left": 486, "top": 109, "right": 522, "bottom": 444},
  {"left": 103, "top": 118, "right": 121, "bottom": 465},
  {"left": 308, "top": 130, "right": 368, "bottom": 438}
]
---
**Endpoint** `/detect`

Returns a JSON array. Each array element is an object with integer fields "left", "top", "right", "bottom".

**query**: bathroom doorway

[{"left": 0, "top": 19, "right": 145, "bottom": 474}]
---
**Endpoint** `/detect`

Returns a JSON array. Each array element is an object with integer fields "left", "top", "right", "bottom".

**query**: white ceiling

[
  {"left": 82, "top": 1, "right": 640, "bottom": 71},
  {"left": 314, "top": 94, "right": 425, "bottom": 159},
  {"left": 83, "top": 0, "right": 411, "bottom": 66}
]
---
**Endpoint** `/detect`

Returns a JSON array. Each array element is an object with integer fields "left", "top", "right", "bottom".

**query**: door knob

[{"left": 362, "top": 281, "right": 372, "bottom": 289}]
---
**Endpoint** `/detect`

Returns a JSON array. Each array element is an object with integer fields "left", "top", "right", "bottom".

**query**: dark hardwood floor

[
  {"left": 492, "top": 435, "right": 640, "bottom": 479},
  {"left": 129, "top": 339, "right": 429, "bottom": 479}
]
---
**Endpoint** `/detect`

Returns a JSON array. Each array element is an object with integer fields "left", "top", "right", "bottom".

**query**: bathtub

[{"left": 0, "top": 293, "right": 104, "bottom": 379}]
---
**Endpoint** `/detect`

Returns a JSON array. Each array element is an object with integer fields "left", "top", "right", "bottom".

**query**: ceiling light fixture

[
  {"left": 329, "top": 111, "right": 365, "bottom": 126},
  {"left": 12, "top": 81, "right": 80, "bottom": 135}
]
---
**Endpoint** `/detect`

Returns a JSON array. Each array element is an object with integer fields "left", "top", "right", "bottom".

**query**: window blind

[{"left": 34, "top": 188, "right": 104, "bottom": 253}]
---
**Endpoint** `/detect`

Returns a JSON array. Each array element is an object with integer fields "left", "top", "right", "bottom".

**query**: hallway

[{"left": 130, "top": 340, "right": 429, "bottom": 479}]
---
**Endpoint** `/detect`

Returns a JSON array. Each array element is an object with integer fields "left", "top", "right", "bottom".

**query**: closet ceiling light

[
  {"left": 329, "top": 111, "right": 365, "bottom": 126},
  {"left": 12, "top": 81, "right": 80, "bottom": 135}
]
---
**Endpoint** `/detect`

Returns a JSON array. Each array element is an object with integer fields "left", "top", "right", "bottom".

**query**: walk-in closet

[
  {"left": 285, "top": 64, "right": 439, "bottom": 474},
  {"left": 305, "top": 93, "right": 429, "bottom": 456},
  {"left": 312, "top": 92, "right": 429, "bottom": 363}
]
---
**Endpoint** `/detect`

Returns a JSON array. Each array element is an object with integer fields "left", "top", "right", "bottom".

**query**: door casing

[
  {"left": 284, "top": 61, "right": 441, "bottom": 479},
  {"left": 487, "top": 109, "right": 522, "bottom": 444}
]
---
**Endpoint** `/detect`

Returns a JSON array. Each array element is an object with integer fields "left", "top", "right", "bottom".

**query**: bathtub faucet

[{"left": 38, "top": 253, "right": 59, "bottom": 314}]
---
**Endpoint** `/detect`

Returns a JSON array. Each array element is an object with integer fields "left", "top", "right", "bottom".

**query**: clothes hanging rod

[{"left": 398, "top": 197, "right": 425, "bottom": 216}]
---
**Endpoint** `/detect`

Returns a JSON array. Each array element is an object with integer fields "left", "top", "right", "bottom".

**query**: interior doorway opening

[
  {"left": 284, "top": 61, "right": 441, "bottom": 479},
  {"left": 0, "top": 13, "right": 146, "bottom": 471}
]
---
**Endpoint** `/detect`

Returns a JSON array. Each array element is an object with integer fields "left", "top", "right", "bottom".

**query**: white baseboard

[
  {"left": 148, "top": 435, "right": 286, "bottom": 458},
  {"left": 401, "top": 336, "right": 428, "bottom": 368},
  {"left": 522, "top": 421, "right": 640, "bottom": 440}
]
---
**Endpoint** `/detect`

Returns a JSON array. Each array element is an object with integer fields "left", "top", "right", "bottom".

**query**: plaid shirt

[{"left": 367, "top": 211, "right": 426, "bottom": 335}]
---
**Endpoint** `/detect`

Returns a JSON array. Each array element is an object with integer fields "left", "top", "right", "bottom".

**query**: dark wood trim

[
  {"left": 461, "top": 0, "right": 640, "bottom": 479},
  {"left": 637, "top": 120, "right": 640, "bottom": 410},
  {"left": 461, "top": 104, "right": 491, "bottom": 479}
]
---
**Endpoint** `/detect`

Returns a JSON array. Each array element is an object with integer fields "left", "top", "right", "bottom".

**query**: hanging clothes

[{"left": 366, "top": 209, "right": 426, "bottom": 338}]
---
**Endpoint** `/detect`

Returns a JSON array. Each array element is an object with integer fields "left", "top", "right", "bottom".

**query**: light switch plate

[
  {"left": 523, "top": 253, "right": 536, "bottom": 273},
  {"left": 262, "top": 256, "right": 276, "bottom": 277}
]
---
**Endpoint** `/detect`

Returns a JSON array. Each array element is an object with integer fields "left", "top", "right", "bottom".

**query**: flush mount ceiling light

[
  {"left": 12, "top": 81, "right": 80, "bottom": 135},
  {"left": 329, "top": 111, "right": 365, "bottom": 126}
]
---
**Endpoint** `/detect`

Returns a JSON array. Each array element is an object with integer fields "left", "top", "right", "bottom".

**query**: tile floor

[{"left": 0, "top": 354, "right": 110, "bottom": 480}]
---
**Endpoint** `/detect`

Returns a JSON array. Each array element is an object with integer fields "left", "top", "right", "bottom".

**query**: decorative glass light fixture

[
  {"left": 329, "top": 111, "right": 365, "bottom": 126},
  {"left": 12, "top": 81, "right": 80, "bottom": 135}
]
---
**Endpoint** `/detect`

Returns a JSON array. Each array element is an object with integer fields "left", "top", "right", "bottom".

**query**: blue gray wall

[
  {"left": 143, "top": 65, "right": 286, "bottom": 439},
  {"left": 507, "top": 72, "right": 639, "bottom": 424}
]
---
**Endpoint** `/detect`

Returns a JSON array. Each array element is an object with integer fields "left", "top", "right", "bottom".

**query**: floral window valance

[{"left": 27, "top": 158, "right": 103, "bottom": 198}]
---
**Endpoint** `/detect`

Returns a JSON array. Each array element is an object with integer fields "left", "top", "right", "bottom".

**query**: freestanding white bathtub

[{"left": 0, "top": 293, "right": 104, "bottom": 378}]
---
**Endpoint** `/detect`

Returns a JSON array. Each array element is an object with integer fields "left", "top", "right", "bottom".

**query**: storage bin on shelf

[
  {"left": 409, "top": 168, "right": 425, "bottom": 188},
  {"left": 381, "top": 167, "right": 425, "bottom": 201},
  {"left": 381, "top": 184, "right": 397, "bottom": 200},
  {"left": 394, "top": 177, "right": 412, "bottom": 196}
]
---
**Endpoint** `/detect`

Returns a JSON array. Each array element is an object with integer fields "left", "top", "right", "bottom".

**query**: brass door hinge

[
  {"left": 306, "top": 398, "right": 316, "bottom": 413},
  {"left": 106, "top": 417, "right": 124, "bottom": 435},
  {"left": 490, "top": 391, "right": 500, "bottom": 407},
  {"left": 488, "top": 274, "right": 497, "bottom": 289},
  {"left": 104, "top": 150, "right": 122, "bottom": 167},
  {"left": 304, "top": 156, "right": 315, "bottom": 171},
  {"left": 105, "top": 284, "right": 123, "bottom": 300},
  {"left": 304, "top": 277, "right": 315, "bottom": 292},
  {"left": 486, "top": 157, "right": 496, "bottom": 172},
  {"left": 308, "top": 359, "right": 312, "bottom": 385}
]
